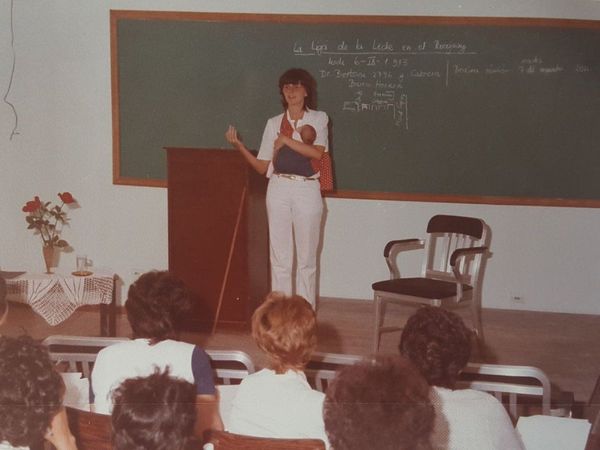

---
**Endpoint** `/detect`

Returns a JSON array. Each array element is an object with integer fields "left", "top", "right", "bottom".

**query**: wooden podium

[{"left": 166, "top": 148, "right": 269, "bottom": 331}]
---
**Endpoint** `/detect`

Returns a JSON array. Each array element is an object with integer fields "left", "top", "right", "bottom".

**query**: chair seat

[{"left": 372, "top": 277, "right": 472, "bottom": 300}]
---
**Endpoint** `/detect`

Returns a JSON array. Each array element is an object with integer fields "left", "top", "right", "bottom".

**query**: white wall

[{"left": 1, "top": 0, "right": 599, "bottom": 314}]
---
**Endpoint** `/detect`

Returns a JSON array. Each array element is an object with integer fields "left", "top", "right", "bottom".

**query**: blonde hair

[{"left": 252, "top": 292, "right": 317, "bottom": 373}]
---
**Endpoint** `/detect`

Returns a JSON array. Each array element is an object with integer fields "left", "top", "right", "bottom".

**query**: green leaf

[{"left": 56, "top": 239, "right": 68, "bottom": 248}]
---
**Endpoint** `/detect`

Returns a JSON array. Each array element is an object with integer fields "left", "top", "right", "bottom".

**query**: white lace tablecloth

[{"left": 4, "top": 270, "right": 114, "bottom": 326}]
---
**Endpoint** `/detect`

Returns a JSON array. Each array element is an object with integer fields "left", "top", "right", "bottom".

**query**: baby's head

[{"left": 299, "top": 124, "right": 316, "bottom": 145}]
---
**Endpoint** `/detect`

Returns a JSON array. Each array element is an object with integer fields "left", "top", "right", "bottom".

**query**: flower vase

[{"left": 42, "top": 246, "right": 55, "bottom": 274}]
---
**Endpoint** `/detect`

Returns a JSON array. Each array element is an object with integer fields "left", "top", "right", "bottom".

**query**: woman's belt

[{"left": 273, "top": 173, "right": 318, "bottom": 182}]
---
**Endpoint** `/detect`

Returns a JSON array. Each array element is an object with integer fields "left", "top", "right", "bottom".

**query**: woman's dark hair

[
  {"left": 125, "top": 271, "right": 191, "bottom": 342},
  {"left": 0, "top": 335, "right": 63, "bottom": 447},
  {"left": 324, "top": 356, "right": 434, "bottom": 450},
  {"left": 278, "top": 68, "right": 317, "bottom": 110},
  {"left": 111, "top": 368, "right": 197, "bottom": 450},
  {"left": 399, "top": 306, "right": 472, "bottom": 388}
]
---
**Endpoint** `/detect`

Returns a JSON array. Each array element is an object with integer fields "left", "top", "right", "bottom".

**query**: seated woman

[
  {"left": 323, "top": 355, "right": 435, "bottom": 450},
  {"left": 91, "top": 270, "right": 223, "bottom": 436},
  {"left": 399, "top": 306, "right": 524, "bottom": 450},
  {"left": 228, "top": 292, "right": 329, "bottom": 445},
  {"left": 112, "top": 368, "right": 197, "bottom": 450},
  {"left": 0, "top": 335, "right": 77, "bottom": 450}
]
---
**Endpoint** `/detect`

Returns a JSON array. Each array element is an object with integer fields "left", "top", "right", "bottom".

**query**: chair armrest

[
  {"left": 384, "top": 239, "right": 424, "bottom": 279},
  {"left": 449, "top": 246, "right": 488, "bottom": 267},
  {"left": 383, "top": 239, "right": 423, "bottom": 257},
  {"left": 449, "top": 246, "right": 487, "bottom": 300}
]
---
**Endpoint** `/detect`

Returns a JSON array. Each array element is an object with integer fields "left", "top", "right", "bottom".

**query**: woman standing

[{"left": 225, "top": 68, "right": 329, "bottom": 309}]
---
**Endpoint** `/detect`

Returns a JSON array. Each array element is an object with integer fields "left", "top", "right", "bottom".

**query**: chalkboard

[{"left": 110, "top": 11, "right": 600, "bottom": 207}]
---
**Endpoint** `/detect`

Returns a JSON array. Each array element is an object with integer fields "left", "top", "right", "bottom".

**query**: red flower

[
  {"left": 58, "top": 192, "right": 75, "bottom": 204},
  {"left": 22, "top": 196, "right": 42, "bottom": 213}
]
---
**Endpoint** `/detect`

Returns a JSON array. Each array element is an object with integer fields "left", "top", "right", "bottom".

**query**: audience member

[
  {"left": 0, "top": 335, "right": 77, "bottom": 450},
  {"left": 228, "top": 292, "right": 328, "bottom": 445},
  {"left": 91, "top": 270, "right": 223, "bottom": 435},
  {"left": 0, "top": 276, "right": 7, "bottom": 326},
  {"left": 111, "top": 368, "right": 197, "bottom": 450},
  {"left": 323, "top": 355, "right": 434, "bottom": 450},
  {"left": 399, "top": 306, "right": 524, "bottom": 449}
]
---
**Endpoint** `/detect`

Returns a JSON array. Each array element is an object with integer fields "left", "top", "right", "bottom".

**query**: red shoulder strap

[{"left": 279, "top": 114, "right": 294, "bottom": 138}]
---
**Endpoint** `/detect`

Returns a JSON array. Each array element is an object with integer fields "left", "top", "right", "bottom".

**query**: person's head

[
  {"left": 299, "top": 124, "right": 317, "bottom": 145},
  {"left": 323, "top": 356, "right": 434, "bottom": 450},
  {"left": 252, "top": 292, "right": 317, "bottom": 373},
  {"left": 0, "top": 276, "right": 7, "bottom": 326},
  {"left": 399, "top": 306, "right": 472, "bottom": 388},
  {"left": 111, "top": 368, "right": 197, "bottom": 450},
  {"left": 125, "top": 270, "right": 191, "bottom": 342},
  {"left": 278, "top": 68, "right": 317, "bottom": 110},
  {"left": 0, "top": 335, "right": 64, "bottom": 447}
]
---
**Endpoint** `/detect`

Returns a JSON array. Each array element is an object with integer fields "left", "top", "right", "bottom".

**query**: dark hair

[
  {"left": 299, "top": 124, "right": 317, "bottom": 145},
  {"left": 125, "top": 271, "right": 191, "bottom": 342},
  {"left": 252, "top": 292, "right": 317, "bottom": 373},
  {"left": 0, "top": 335, "right": 63, "bottom": 447},
  {"left": 399, "top": 306, "right": 472, "bottom": 388},
  {"left": 0, "top": 276, "right": 7, "bottom": 320},
  {"left": 111, "top": 368, "right": 197, "bottom": 450},
  {"left": 324, "top": 356, "right": 434, "bottom": 450},
  {"left": 278, "top": 68, "right": 317, "bottom": 110}
]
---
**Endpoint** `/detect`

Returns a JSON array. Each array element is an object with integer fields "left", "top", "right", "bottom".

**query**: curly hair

[
  {"left": 125, "top": 271, "right": 192, "bottom": 342},
  {"left": 252, "top": 292, "right": 317, "bottom": 374},
  {"left": 399, "top": 306, "right": 472, "bottom": 388},
  {"left": 324, "top": 356, "right": 434, "bottom": 450},
  {"left": 0, "top": 335, "right": 63, "bottom": 447},
  {"left": 111, "top": 368, "right": 197, "bottom": 450},
  {"left": 278, "top": 68, "right": 317, "bottom": 110}
]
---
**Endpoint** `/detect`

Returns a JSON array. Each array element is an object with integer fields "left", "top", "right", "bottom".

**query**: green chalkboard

[{"left": 111, "top": 12, "right": 600, "bottom": 206}]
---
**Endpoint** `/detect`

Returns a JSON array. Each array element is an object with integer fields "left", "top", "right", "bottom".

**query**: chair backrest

[
  {"left": 424, "top": 214, "right": 488, "bottom": 287},
  {"left": 456, "top": 362, "right": 551, "bottom": 422},
  {"left": 205, "top": 349, "right": 256, "bottom": 384},
  {"left": 305, "top": 351, "right": 363, "bottom": 392},
  {"left": 205, "top": 430, "right": 326, "bottom": 450},
  {"left": 43, "top": 335, "right": 130, "bottom": 378},
  {"left": 65, "top": 406, "right": 113, "bottom": 450},
  {"left": 43, "top": 335, "right": 255, "bottom": 385}
]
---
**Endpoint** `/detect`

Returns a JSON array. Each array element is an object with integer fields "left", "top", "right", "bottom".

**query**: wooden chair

[
  {"left": 65, "top": 406, "right": 112, "bottom": 450},
  {"left": 204, "top": 430, "right": 326, "bottom": 450},
  {"left": 372, "top": 214, "right": 490, "bottom": 351}
]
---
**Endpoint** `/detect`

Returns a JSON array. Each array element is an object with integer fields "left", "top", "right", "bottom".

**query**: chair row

[{"left": 42, "top": 334, "right": 558, "bottom": 423}]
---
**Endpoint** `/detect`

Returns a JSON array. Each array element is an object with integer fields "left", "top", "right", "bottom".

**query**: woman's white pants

[{"left": 266, "top": 175, "right": 323, "bottom": 309}]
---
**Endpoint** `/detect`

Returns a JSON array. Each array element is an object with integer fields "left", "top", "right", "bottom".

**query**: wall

[{"left": 1, "top": 0, "right": 599, "bottom": 314}]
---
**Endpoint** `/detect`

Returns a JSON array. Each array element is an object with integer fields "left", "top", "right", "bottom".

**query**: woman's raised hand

[{"left": 225, "top": 125, "right": 242, "bottom": 148}]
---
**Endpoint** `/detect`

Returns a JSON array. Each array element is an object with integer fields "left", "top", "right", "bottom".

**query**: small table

[{"left": 3, "top": 270, "right": 116, "bottom": 336}]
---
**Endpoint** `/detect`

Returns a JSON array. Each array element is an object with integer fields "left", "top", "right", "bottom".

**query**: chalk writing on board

[{"left": 293, "top": 38, "right": 594, "bottom": 129}]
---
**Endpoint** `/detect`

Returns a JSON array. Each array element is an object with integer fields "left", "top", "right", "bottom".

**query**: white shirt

[
  {"left": 257, "top": 109, "right": 329, "bottom": 162},
  {"left": 228, "top": 368, "right": 329, "bottom": 447},
  {"left": 0, "top": 442, "right": 28, "bottom": 450},
  {"left": 431, "top": 386, "right": 525, "bottom": 450},
  {"left": 91, "top": 338, "right": 201, "bottom": 414}
]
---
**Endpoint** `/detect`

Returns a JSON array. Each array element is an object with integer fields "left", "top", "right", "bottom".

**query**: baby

[{"left": 273, "top": 124, "right": 317, "bottom": 177}]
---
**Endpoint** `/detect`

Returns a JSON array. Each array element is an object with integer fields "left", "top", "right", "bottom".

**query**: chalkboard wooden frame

[{"left": 110, "top": 10, "right": 600, "bottom": 207}]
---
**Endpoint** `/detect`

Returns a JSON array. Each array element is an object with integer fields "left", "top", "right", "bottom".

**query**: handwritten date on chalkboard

[{"left": 293, "top": 38, "right": 593, "bottom": 130}]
